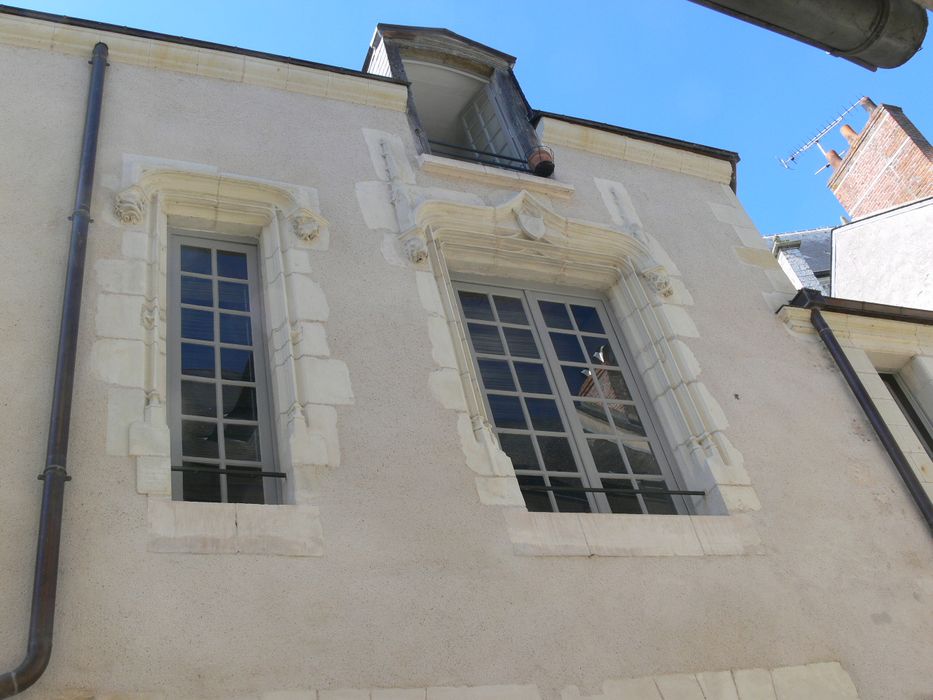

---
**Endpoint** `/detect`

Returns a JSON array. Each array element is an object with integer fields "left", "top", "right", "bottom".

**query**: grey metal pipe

[
  {"left": 810, "top": 308, "right": 933, "bottom": 535},
  {"left": 0, "top": 41, "right": 109, "bottom": 698},
  {"left": 690, "top": 0, "right": 928, "bottom": 70}
]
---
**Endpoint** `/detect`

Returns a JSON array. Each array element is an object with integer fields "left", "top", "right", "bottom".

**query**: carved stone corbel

[
  {"left": 291, "top": 210, "right": 320, "bottom": 243},
  {"left": 640, "top": 266, "right": 674, "bottom": 298},
  {"left": 113, "top": 185, "right": 146, "bottom": 226},
  {"left": 402, "top": 234, "right": 429, "bottom": 265}
]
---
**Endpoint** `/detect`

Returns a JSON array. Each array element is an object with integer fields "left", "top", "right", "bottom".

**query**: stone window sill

[
  {"left": 418, "top": 153, "right": 576, "bottom": 199},
  {"left": 147, "top": 498, "right": 323, "bottom": 556},
  {"left": 504, "top": 510, "right": 762, "bottom": 557}
]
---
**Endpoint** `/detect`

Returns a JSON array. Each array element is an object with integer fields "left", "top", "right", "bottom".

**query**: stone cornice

[
  {"left": 536, "top": 116, "right": 734, "bottom": 187},
  {"left": 0, "top": 12, "right": 408, "bottom": 112}
]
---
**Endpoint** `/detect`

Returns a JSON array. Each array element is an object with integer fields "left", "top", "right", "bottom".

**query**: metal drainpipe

[
  {"left": 0, "top": 42, "right": 109, "bottom": 698},
  {"left": 810, "top": 308, "right": 933, "bottom": 535}
]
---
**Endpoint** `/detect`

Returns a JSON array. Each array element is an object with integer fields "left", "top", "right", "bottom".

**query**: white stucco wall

[
  {"left": 0, "top": 20, "right": 931, "bottom": 700},
  {"left": 833, "top": 198, "right": 933, "bottom": 309}
]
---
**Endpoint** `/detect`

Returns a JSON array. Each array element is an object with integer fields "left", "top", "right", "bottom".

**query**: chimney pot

[
  {"left": 859, "top": 96, "right": 877, "bottom": 113},
  {"left": 840, "top": 124, "right": 859, "bottom": 145},
  {"left": 826, "top": 149, "right": 843, "bottom": 168}
]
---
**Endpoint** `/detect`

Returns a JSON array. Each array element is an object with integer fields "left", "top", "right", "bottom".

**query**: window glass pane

[
  {"left": 227, "top": 469, "right": 265, "bottom": 504},
  {"left": 503, "top": 328, "right": 539, "bottom": 358},
  {"left": 217, "top": 250, "right": 248, "bottom": 279},
  {"left": 514, "top": 362, "right": 550, "bottom": 394},
  {"left": 538, "top": 301, "right": 573, "bottom": 329},
  {"left": 493, "top": 295, "right": 527, "bottom": 325},
  {"left": 181, "top": 462, "right": 221, "bottom": 502},
  {"left": 602, "top": 478, "right": 641, "bottom": 514},
  {"left": 516, "top": 474, "right": 552, "bottom": 512},
  {"left": 583, "top": 337, "right": 617, "bottom": 366},
  {"left": 181, "top": 308, "right": 213, "bottom": 341},
  {"left": 218, "top": 281, "right": 250, "bottom": 311},
  {"left": 639, "top": 480, "right": 677, "bottom": 515},
  {"left": 181, "top": 276, "right": 213, "bottom": 307},
  {"left": 181, "top": 380, "right": 217, "bottom": 418},
  {"left": 537, "top": 436, "right": 577, "bottom": 472},
  {"left": 595, "top": 369, "right": 631, "bottom": 401},
  {"left": 181, "top": 420, "right": 219, "bottom": 458},
  {"left": 588, "top": 438, "right": 628, "bottom": 473},
  {"left": 550, "top": 477, "right": 590, "bottom": 513},
  {"left": 608, "top": 403, "right": 646, "bottom": 437},
  {"left": 550, "top": 333, "right": 585, "bottom": 362},
  {"left": 459, "top": 291, "right": 495, "bottom": 321},
  {"left": 571, "top": 305, "right": 605, "bottom": 333},
  {"left": 624, "top": 440, "right": 662, "bottom": 475},
  {"left": 224, "top": 424, "right": 261, "bottom": 461},
  {"left": 180, "top": 245, "right": 211, "bottom": 274},
  {"left": 498, "top": 434, "right": 539, "bottom": 471},
  {"left": 525, "top": 398, "right": 563, "bottom": 432},
  {"left": 220, "top": 314, "right": 252, "bottom": 345},
  {"left": 220, "top": 348, "right": 255, "bottom": 382},
  {"left": 181, "top": 343, "right": 215, "bottom": 378},
  {"left": 488, "top": 395, "right": 526, "bottom": 429},
  {"left": 574, "top": 401, "right": 612, "bottom": 434},
  {"left": 467, "top": 323, "right": 504, "bottom": 355},
  {"left": 478, "top": 359, "right": 515, "bottom": 392},
  {"left": 561, "top": 366, "right": 590, "bottom": 396},
  {"left": 223, "top": 385, "right": 258, "bottom": 421}
]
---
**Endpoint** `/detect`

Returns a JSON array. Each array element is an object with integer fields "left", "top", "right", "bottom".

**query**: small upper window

[
  {"left": 456, "top": 282, "right": 689, "bottom": 515},
  {"left": 404, "top": 60, "right": 524, "bottom": 171},
  {"left": 365, "top": 25, "right": 555, "bottom": 176},
  {"left": 167, "top": 232, "right": 280, "bottom": 504}
]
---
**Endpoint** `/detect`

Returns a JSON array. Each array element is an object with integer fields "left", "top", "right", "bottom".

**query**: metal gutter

[
  {"left": 0, "top": 4, "right": 406, "bottom": 86},
  {"left": 786, "top": 288, "right": 933, "bottom": 327},
  {"left": 531, "top": 110, "right": 740, "bottom": 192},
  {"left": 0, "top": 42, "right": 109, "bottom": 699},
  {"left": 688, "top": 0, "right": 928, "bottom": 70},
  {"left": 785, "top": 289, "right": 933, "bottom": 535}
]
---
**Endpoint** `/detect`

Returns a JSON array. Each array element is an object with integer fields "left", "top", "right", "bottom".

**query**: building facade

[{"left": 0, "top": 8, "right": 931, "bottom": 700}]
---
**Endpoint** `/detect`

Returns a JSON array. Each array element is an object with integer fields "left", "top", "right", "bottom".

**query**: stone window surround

[
  {"left": 779, "top": 306, "right": 933, "bottom": 499},
  {"left": 104, "top": 155, "right": 351, "bottom": 556},
  {"left": 400, "top": 187, "right": 761, "bottom": 557}
]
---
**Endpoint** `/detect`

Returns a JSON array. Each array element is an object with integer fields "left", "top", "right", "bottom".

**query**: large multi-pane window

[
  {"left": 167, "top": 232, "right": 279, "bottom": 504},
  {"left": 455, "top": 282, "right": 687, "bottom": 515}
]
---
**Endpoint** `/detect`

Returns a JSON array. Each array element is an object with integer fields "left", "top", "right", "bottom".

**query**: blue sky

[{"left": 12, "top": 0, "right": 933, "bottom": 234}]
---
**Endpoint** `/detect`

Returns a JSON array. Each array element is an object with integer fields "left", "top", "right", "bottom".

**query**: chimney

[
  {"left": 828, "top": 99, "right": 933, "bottom": 219},
  {"left": 840, "top": 124, "right": 859, "bottom": 145}
]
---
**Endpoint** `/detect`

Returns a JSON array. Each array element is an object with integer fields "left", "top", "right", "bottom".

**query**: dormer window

[{"left": 364, "top": 24, "right": 555, "bottom": 177}]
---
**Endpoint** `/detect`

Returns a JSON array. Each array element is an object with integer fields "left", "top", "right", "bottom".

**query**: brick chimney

[{"left": 827, "top": 97, "right": 933, "bottom": 219}]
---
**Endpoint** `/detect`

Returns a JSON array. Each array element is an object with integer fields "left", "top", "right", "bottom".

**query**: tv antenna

[{"left": 779, "top": 98, "right": 863, "bottom": 172}]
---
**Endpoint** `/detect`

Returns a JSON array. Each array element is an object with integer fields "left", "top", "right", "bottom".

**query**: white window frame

[
  {"left": 167, "top": 231, "right": 281, "bottom": 505},
  {"left": 454, "top": 278, "right": 692, "bottom": 515}
]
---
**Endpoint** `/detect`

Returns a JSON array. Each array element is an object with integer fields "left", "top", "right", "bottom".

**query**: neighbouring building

[
  {"left": 769, "top": 97, "right": 933, "bottom": 310},
  {"left": 1, "top": 7, "right": 932, "bottom": 700}
]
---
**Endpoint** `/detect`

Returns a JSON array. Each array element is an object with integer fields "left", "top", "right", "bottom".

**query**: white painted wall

[
  {"left": 0, "top": 21, "right": 931, "bottom": 700},
  {"left": 833, "top": 198, "right": 933, "bottom": 310}
]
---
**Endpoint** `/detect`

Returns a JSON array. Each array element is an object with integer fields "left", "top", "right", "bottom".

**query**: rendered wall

[
  {"left": 0, "top": 23, "right": 931, "bottom": 700},
  {"left": 833, "top": 198, "right": 933, "bottom": 310}
]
